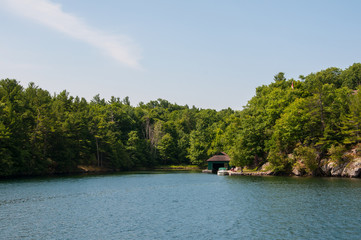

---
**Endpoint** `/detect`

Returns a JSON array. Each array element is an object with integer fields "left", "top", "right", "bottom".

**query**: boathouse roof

[{"left": 206, "top": 152, "right": 230, "bottom": 162}]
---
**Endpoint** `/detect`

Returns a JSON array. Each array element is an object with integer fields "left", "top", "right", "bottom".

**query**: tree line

[{"left": 1, "top": 63, "right": 361, "bottom": 176}]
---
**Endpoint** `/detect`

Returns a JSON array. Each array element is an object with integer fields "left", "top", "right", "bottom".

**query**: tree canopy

[{"left": 1, "top": 63, "right": 361, "bottom": 176}]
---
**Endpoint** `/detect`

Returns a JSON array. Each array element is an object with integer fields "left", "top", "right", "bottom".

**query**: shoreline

[
  {"left": 0, "top": 165, "right": 202, "bottom": 180},
  {"left": 1, "top": 164, "right": 360, "bottom": 179}
]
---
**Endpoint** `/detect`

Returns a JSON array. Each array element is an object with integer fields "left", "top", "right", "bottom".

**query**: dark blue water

[{"left": 0, "top": 172, "right": 360, "bottom": 239}]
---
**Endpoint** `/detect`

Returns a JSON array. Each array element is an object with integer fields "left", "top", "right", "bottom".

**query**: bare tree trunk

[
  {"left": 96, "top": 137, "right": 100, "bottom": 167},
  {"left": 145, "top": 117, "right": 150, "bottom": 139}
]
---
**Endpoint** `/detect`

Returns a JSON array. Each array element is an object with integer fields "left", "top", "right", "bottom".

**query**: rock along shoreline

[{"left": 203, "top": 158, "right": 361, "bottom": 178}]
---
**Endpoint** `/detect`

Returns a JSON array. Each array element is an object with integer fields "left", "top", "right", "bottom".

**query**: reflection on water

[{"left": 1, "top": 173, "right": 360, "bottom": 239}]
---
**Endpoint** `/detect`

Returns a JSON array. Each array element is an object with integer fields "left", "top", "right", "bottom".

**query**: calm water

[{"left": 0, "top": 172, "right": 360, "bottom": 240}]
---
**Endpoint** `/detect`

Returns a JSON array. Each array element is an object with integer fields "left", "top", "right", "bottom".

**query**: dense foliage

[
  {"left": 1, "top": 63, "right": 361, "bottom": 176},
  {"left": 0, "top": 79, "right": 238, "bottom": 176}
]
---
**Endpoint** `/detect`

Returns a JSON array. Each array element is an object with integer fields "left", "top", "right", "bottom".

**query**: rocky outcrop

[
  {"left": 232, "top": 158, "right": 361, "bottom": 178},
  {"left": 292, "top": 161, "right": 306, "bottom": 176},
  {"left": 292, "top": 167, "right": 303, "bottom": 176},
  {"left": 260, "top": 162, "right": 271, "bottom": 171},
  {"left": 331, "top": 163, "right": 347, "bottom": 176},
  {"left": 320, "top": 160, "right": 334, "bottom": 176},
  {"left": 341, "top": 158, "right": 361, "bottom": 178},
  {"left": 319, "top": 158, "right": 361, "bottom": 178}
]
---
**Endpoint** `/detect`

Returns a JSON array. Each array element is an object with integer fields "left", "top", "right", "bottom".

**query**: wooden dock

[
  {"left": 228, "top": 171, "right": 273, "bottom": 176},
  {"left": 202, "top": 169, "right": 273, "bottom": 176}
]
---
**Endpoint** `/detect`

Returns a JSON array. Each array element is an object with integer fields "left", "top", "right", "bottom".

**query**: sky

[{"left": 1, "top": 0, "right": 361, "bottom": 110}]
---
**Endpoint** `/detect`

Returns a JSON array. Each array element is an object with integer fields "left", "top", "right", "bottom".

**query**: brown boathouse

[{"left": 206, "top": 152, "right": 231, "bottom": 173}]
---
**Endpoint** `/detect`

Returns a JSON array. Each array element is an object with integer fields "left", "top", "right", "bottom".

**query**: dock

[
  {"left": 228, "top": 171, "right": 273, "bottom": 176},
  {"left": 202, "top": 169, "right": 273, "bottom": 176}
]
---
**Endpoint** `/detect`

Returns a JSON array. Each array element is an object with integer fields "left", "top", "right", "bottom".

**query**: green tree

[
  {"left": 157, "top": 133, "right": 177, "bottom": 164},
  {"left": 341, "top": 63, "right": 361, "bottom": 89},
  {"left": 341, "top": 87, "right": 361, "bottom": 144},
  {"left": 294, "top": 145, "right": 318, "bottom": 174}
]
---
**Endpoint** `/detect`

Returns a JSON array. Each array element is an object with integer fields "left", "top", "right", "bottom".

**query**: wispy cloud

[{"left": 1, "top": 0, "right": 142, "bottom": 69}]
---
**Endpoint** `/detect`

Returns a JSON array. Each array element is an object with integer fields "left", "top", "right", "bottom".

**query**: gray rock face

[
  {"left": 320, "top": 160, "right": 333, "bottom": 176},
  {"left": 292, "top": 168, "right": 302, "bottom": 176},
  {"left": 341, "top": 159, "right": 361, "bottom": 178},
  {"left": 260, "top": 162, "right": 271, "bottom": 171},
  {"left": 331, "top": 163, "right": 346, "bottom": 177},
  {"left": 319, "top": 158, "right": 361, "bottom": 178}
]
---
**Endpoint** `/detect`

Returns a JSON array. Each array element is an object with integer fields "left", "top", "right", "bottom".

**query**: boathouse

[{"left": 207, "top": 152, "right": 231, "bottom": 173}]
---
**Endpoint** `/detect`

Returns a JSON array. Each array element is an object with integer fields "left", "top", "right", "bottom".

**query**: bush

[
  {"left": 294, "top": 145, "right": 318, "bottom": 174},
  {"left": 328, "top": 144, "right": 347, "bottom": 164},
  {"left": 267, "top": 150, "right": 293, "bottom": 173}
]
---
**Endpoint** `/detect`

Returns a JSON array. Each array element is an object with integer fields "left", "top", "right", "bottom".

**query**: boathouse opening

[
  {"left": 206, "top": 152, "right": 231, "bottom": 174},
  {"left": 211, "top": 163, "right": 226, "bottom": 174}
]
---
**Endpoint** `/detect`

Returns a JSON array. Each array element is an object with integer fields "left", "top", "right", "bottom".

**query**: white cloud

[{"left": 1, "top": 0, "right": 142, "bottom": 69}]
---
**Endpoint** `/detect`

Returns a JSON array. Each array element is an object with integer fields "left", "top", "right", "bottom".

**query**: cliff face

[
  {"left": 286, "top": 147, "right": 361, "bottom": 178},
  {"left": 231, "top": 160, "right": 361, "bottom": 178},
  {"left": 320, "top": 158, "right": 361, "bottom": 178},
  {"left": 289, "top": 158, "right": 361, "bottom": 178}
]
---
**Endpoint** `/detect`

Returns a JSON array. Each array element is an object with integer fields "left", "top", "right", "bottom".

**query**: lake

[{"left": 0, "top": 172, "right": 360, "bottom": 239}]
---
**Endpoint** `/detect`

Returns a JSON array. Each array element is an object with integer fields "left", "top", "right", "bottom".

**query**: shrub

[
  {"left": 328, "top": 144, "right": 347, "bottom": 164},
  {"left": 294, "top": 145, "right": 318, "bottom": 174},
  {"left": 267, "top": 150, "right": 293, "bottom": 173}
]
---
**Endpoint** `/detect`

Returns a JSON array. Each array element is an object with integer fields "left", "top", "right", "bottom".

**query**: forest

[{"left": 1, "top": 63, "right": 361, "bottom": 177}]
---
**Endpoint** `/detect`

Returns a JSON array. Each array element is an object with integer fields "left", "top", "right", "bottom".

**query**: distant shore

[{"left": 2, "top": 163, "right": 360, "bottom": 179}]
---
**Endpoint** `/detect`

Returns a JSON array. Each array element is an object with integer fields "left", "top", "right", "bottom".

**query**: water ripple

[{"left": 0, "top": 174, "right": 360, "bottom": 239}]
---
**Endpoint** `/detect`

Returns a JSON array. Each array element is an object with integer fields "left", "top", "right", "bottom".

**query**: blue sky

[{"left": 1, "top": 0, "right": 361, "bottom": 110}]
